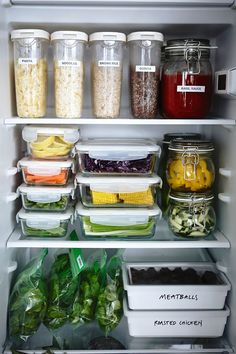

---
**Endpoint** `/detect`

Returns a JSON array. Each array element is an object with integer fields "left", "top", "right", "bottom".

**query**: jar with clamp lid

[
  {"left": 166, "top": 140, "right": 215, "bottom": 192},
  {"left": 161, "top": 39, "right": 214, "bottom": 118},
  {"left": 168, "top": 191, "right": 216, "bottom": 238}
]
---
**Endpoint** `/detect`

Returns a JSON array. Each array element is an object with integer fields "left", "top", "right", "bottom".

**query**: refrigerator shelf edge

[
  {"left": 6, "top": 226, "right": 230, "bottom": 249},
  {"left": 3, "top": 117, "right": 236, "bottom": 126}
]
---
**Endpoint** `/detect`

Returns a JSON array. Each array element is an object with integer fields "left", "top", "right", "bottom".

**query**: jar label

[
  {"left": 18, "top": 58, "right": 37, "bottom": 65},
  {"left": 58, "top": 60, "right": 81, "bottom": 67},
  {"left": 177, "top": 85, "right": 205, "bottom": 93},
  {"left": 136, "top": 65, "right": 156, "bottom": 72},
  {"left": 98, "top": 60, "right": 120, "bottom": 67}
]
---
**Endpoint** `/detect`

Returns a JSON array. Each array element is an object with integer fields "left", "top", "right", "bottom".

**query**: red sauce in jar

[{"left": 161, "top": 72, "right": 212, "bottom": 118}]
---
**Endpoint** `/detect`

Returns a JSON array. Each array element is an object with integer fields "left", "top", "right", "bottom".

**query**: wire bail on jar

[
  {"left": 189, "top": 194, "right": 207, "bottom": 229},
  {"left": 181, "top": 148, "right": 199, "bottom": 181},
  {"left": 184, "top": 40, "right": 202, "bottom": 75}
]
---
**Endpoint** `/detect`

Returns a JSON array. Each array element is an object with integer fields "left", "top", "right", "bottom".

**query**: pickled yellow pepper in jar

[{"left": 166, "top": 140, "right": 215, "bottom": 192}]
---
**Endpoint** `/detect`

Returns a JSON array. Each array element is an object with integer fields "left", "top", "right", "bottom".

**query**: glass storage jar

[
  {"left": 51, "top": 31, "right": 88, "bottom": 118},
  {"left": 161, "top": 39, "right": 213, "bottom": 118},
  {"left": 160, "top": 133, "right": 201, "bottom": 213},
  {"left": 166, "top": 140, "right": 215, "bottom": 192},
  {"left": 90, "top": 32, "right": 126, "bottom": 118},
  {"left": 127, "top": 31, "right": 164, "bottom": 119},
  {"left": 168, "top": 191, "right": 216, "bottom": 238},
  {"left": 11, "top": 29, "right": 49, "bottom": 118}
]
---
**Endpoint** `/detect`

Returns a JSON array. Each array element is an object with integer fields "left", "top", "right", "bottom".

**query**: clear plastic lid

[
  {"left": 16, "top": 208, "right": 74, "bottom": 221},
  {"left": 76, "top": 174, "right": 162, "bottom": 193},
  {"left": 127, "top": 31, "right": 164, "bottom": 43},
  {"left": 22, "top": 126, "right": 80, "bottom": 143},
  {"left": 11, "top": 29, "right": 50, "bottom": 40},
  {"left": 51, "top": 31, "right": 88, "bottom": 42},
  {"left": 75, "top": 139, "right": 161, "bottom": 160},
  {"left": 18, "top": 183, "right": 75, "bottom": 203},
  {"left": 76, "top": 203, "right": 161, "bottom": 226},
  {"left": 18, "top": 157, "right": 74, "bottom": 169}
]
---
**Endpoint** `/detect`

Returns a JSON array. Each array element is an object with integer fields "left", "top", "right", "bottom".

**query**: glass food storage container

[
  {"left": 90, "top": 32, "right": 126, "bottom": 118},
  {"left": 160, "top": 133, "right": 201, "bottom": 213},
  {"left": 127, "top": 31, "right": 164, "bottom": 119},
  {"left": 75, "top": 139, "right": 161, "bottom": 175},
  {"left": 22, "top": 126, "right": 80, "bottom": 159},
  {"left": 17, "top": 208, "right": 74, "bottom": 238},
  {"left": 51, "top": 31, "right": 88, "bottom": 118},
  {"left": 76, "top": 203, "right": 161, "bottom": 240},
  {"left": 17, "top": 157, "right": 75, "bottom": 186},
  {"left": 11, "top": 29, "right": 49, "bottom": 118},
  {"left": 17, "top": 183, "right": 75, "bottom": 211},
  {"left": 161, "top": 39, "right": 214, "bottom": 118},
  {"left": 76, "top": 174, "right": 162, "bottom": 208},
  {"left": 168, "top": 191, "right": 216, "bottom": 238},
  {"left": 166, "top": 140, "right": 215, "bottom": 192}
]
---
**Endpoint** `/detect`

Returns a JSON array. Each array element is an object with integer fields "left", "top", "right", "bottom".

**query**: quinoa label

[
  {"left": 177, "top": 85, "right": 205, "bottom": 93},
  {"left": 98, "top": 60, "right": 120, "bottom": 67},
  {"left": 18, "top": 58, "right": 37, "bottom": 65},
  {"left": 58, "top": 60, "right": 81, "bottom": 67},
  {"left": 136, "top": 65, "right": 156, "bottom": 72}
]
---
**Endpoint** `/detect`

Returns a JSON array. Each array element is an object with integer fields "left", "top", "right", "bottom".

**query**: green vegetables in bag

[
  {"left": 24, "top": 195, "right": 68, "bottom": 211},
  {"left": 96, "top": 255, "right": 123, "bottom": 336},
  {"left": 70, "top": 250, "right": 107, "bottom": 326},
  {"left": 9, "top": 249, "right": 48, "bottom": 342},
  {"left": 44, "top": 254, "right": 79, "bottom": 331}
]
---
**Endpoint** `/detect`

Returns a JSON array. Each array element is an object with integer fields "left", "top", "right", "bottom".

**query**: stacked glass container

[
  {"left": 16, "top": 125, "right": 79, "bottom": 238},
  {"left": 75, "top": 138, "right": 163, "bottom": 240}
]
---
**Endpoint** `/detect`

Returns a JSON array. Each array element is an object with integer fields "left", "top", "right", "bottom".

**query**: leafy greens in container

[{"left": 9, "top": 249, "right": 48, "bottom": 342}]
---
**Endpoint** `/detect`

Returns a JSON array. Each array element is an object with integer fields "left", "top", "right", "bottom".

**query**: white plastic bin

[
  {"left": 17, "top": 208, "right": 74, "bottom": 238},
  {"left": 75, "top": 139, "right": 161, "bottom": 176},
  {"left": 124, "top": 297, "right": 230, "bottom": 338},
  {"left": 17, "top": 157, "right": 75, "bottom": 186},
  {"left": 123, "top": 262, "right": 231, "bottom": 310},
  {"left": 17, "top": 183, "right": 75, "bottom": 211},
  {"left": 22, "top": 126, "right": 80, "bottom": 159},
  {"left": 76, "top": 203, "right": 162, "bottom": 239},
  {"left": 76, "top": 174, "right": 162, "bottom": 207}
]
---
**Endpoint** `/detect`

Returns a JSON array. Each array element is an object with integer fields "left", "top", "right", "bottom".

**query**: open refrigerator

[{"left": 1, "top": 0, "right": 236, "bottom": 353}]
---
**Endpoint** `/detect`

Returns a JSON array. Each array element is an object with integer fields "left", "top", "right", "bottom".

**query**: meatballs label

[{"left": 159, "top": 294, "right": 198, "bottom": 301}]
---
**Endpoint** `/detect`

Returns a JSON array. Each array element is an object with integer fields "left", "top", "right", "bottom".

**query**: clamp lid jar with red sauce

[{"left": 161, "top": 39, "right": 213, "bottom": 119}]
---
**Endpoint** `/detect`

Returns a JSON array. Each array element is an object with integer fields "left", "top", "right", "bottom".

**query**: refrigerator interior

[{"left": 0, "top": 0, "right": 236, "bottom": 353}]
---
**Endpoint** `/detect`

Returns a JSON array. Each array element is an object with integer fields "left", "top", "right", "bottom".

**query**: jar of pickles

[
  {"left": 161, "top": 39, "right": 213, "bottom": 118},
  {"left": 168, "top": 191, "right": 216, "bottom": 238},
  {"left": 160, "top": 133, "right": 201, "bottom": 212},
  {"left": 166, "top": 140, "right": 215, "bottom": 192}
]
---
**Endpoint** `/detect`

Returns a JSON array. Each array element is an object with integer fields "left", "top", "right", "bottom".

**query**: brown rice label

[{"left": 98, "top": 60, "right": 120, "bottom": 67}]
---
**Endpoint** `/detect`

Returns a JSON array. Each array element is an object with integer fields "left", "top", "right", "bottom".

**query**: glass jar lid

[
  {"left": 168, "top": 140, "right": 214, "bottom": 153},
  {"left": 165, "top": 38, "right": 216, "bottom": 58},
  {"left": 169, "top": 191, "right": 214, "bottom": 203},
  {"left": 163, "top": 133, "right": 201, "bottom": 146}
]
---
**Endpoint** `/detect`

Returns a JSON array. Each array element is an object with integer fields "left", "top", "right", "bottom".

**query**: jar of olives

[
  {"left": 166, "top": 140, "right": 215, "bottom": 192},
  {"left": 168, "top": 191, "right": 216, "bottom": 238}
]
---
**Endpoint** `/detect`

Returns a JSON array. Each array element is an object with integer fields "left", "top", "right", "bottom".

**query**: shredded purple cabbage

[{"left": 83, "top": 154, "right": 155, "bottom": 174}]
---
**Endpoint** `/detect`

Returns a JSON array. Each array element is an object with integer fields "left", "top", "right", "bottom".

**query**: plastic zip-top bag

[{"left": 9, "top": 249, "right": 48, "bottom": 342}]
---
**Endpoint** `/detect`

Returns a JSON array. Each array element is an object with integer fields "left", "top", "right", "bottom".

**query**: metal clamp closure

[
  {"left": 189, "top": 195, "right": 207, "bottom": 229},
  {"left": 184, "top": 41, "right": 201, "bottom": 74},
  {"left": 182, "top": 148, "right": 199, "bottom": 181}
]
